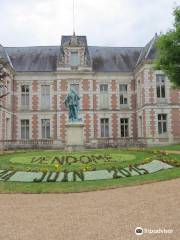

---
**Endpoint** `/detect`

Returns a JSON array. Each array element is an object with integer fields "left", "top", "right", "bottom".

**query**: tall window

[
  {"left": 100, "top": 118, "right": 109, "bottom": 137},
  {"left": 156, "top": 74, "right": 165, "bottom": 98},
  {"left": 41, "top": 119, "right": 50, "bottom": 139},
  {"left": 70, "top": 83, "right": 79, "bottom": 94},
  {"left": 41, "top": 85, "right": 50, "bottom": 110},
  {"left": 99, "top": 84, "right": 109, "bottom": 109},
  {"left": 158, "top": 114, "right": 167, "bottom": 134},
  {"left": 119, "top": 84, "right": 128, "bottom": 106},
  {"left": 71, "top": 51, "right": 79, "bottom": 66},
  {"left": 120, "top": 118, "right": 129, "bottom": 137},
  {"left": 21, "top": 120, "right": 29, "bottom": 139},
  {"left": 21, "top": 85, "right": 29, "bottom": 109}
]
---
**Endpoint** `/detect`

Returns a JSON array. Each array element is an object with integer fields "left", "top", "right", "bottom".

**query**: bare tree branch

[
  {"left": 0, "top": 92, "right": 9, "bottom": 99},
  {"left": 0, "top": 65, "right": 9, "bottom": 99}
]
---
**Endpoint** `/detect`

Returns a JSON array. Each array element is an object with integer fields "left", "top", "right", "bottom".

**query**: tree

[
  {"left": 155, "top": 6, "right": 180, "bottom": 87},
  {"left": 0, "top": 64, "right": 8, "bottom": 99}
]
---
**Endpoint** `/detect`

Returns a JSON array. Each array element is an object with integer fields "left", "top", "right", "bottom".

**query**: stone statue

[{"left": 64, "top": 88, "right": 81, "bottom": 122}]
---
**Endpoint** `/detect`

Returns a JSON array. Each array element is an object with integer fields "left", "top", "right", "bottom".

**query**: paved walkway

[
  {"left": 0, "top": 179, "right": 179, "bottom": 240},
  {"left": 165, "top": 150, "right": 180, "bottom": 154}
]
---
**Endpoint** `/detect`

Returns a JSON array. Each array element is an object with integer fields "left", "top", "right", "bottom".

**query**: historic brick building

[{"left": 0, "top": 34, "right": 180, "bottom": 149}]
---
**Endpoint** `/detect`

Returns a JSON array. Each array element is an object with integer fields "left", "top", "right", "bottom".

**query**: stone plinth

[{"left": 65, "top": 122, "right": 84, "bottom": 150}]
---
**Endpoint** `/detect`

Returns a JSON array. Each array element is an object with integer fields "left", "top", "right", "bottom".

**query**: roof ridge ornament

[{"left": 69, "top": 33, "right": 79, "bottom": 47}]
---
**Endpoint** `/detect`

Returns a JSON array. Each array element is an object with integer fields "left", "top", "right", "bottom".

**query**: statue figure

[{"left": 64, "top": 88, "right": 81, "bottom": 122}]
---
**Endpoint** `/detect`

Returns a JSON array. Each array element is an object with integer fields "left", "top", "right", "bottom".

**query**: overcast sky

[{"left": 0, "top": 0, "right": 179, "bottom": 47}]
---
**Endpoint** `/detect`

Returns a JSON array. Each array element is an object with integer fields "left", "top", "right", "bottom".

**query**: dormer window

[
  {"left": 71, "top": 51, "right": 79, "bottom": 66},
  {"left": 58, "top": 35, "right": 92, "bottom": 71}
]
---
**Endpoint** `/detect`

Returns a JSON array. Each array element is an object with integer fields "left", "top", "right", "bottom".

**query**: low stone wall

[
  {"left": 1, "top": 140, "right": 64, "bottom": 150},
  {"left": 0, "top": 138, "right": 179, "bottom": 150}
]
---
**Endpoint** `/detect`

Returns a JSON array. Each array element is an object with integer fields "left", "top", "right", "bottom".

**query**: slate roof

[
  {"left": 1, "top": 35, "right": 157, "bottom": 72},
  {"left": 5, "top": 46, "right": 59, "bottom": 72},
  {"left": 89, "top": 46, "right": 142, "bottom": 72},
  {"left": 136, "top": 34, "right": 158, "bottom": 66}
]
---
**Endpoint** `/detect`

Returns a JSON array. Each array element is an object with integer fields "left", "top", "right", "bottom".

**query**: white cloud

[{"left": 0, "top": 0, "right": 178, "bottom": 47}]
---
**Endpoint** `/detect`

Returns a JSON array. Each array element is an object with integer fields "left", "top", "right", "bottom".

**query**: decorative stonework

[{"left": 65, "top": 122, "right": 84, "bottom": 146}]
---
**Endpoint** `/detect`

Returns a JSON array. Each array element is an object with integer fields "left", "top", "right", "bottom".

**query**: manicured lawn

[{"left": 0, "top": 146, "right": 179, "bottom": 193}]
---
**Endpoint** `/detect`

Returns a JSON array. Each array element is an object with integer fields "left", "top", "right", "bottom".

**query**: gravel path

[{"left": 0, "top": 179, "right": 179, "bottom": 240}]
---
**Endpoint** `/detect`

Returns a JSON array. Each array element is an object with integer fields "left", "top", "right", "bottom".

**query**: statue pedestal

[{"left": 65, "top": 122, "right": 84, "bottom": 151}]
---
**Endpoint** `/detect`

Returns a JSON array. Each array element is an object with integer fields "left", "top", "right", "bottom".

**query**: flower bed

[{"left": 0, "top": 160, "right": 173, "bottom": 183}]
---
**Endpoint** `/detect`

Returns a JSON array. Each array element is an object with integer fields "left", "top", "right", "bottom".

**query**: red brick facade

[
  {"left": 60, "top": 114, "right": 66, "bottom": 143},
  {"left": 32, "top": 115, "right": 38, "bottom": 139},
  {"left": 32, "top": 81, "right": 38, "bottom": 92},
  {"left": 170, "top": 89, "right": 179, "bottom": 104},
  {"left": 84, "top": 113, "right": 91, "bottom": 142},
  {"left": 93, "top": 114, "right": 98, "bottom": 139},
  {"left": 93, "top": 95, "right": 97, "bottom": 110},
  {"left": 171, "top": 109, "right": 180, "bottom": 138},
  {"left": 150, "top": 109, "right": 155, "bottom": 138},
  {"left": 12, "top": 115, "right": 18, "bottom": 140},
  {"left": 52, "top": 114, "right": 57, "bottom": 139},
  {"left": 111, "top": 94, "right": 117, "bottom": 110},
  {"left": 32, "top": 96, "right": 39, "bottom": 111},
  {"left": 0, "top": 47, "right": 180, "bottom": 147},
  {"left": 82, "top": 80, "right": 89, "bottom": 91},
  {"left": 112, "top": 113, "right": 118, "bottom": 138},
  {"left": 82, "top": 94, "right": 90, "bottom": 110},
  {"left": 60, "top": 80, "right": 68, "bottom": 92}
]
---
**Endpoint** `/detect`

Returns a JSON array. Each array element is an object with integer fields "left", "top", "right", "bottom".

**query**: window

[
  {"left": 120, "top": 118, "right": 129, "bottom": 137},
  {"left": 120, "top": 84, "right": 127, "bottom": 92},
  {"left": 100, "top": 84, "right": 108, "bottom": 93},
  {"left": 71, "top": 51, "right": 79, "bottom": 66},
  {"left": 156, "top": 74, "right": 165, "bottom": 98},
  {"left": 41, "top": 85, "right": 50, "bottom": 109},
  {"left": 41, "top": 119, "right": 50, "bottom": 139},
  {"left": 100, "top": 118, "right": 109, "bottom": 137},
  {"left": 70, "top": 83, "right": 79, "bottom": 94},
  {"left": 119, "top": 84, "right": 128, "bottom": 105},
  {"left": 99, "top": 84, "right": 109, "bottom": 109},
  {"left": 21, "top": 85, "right": 29, "bottom": 109},
  {"left": 158, "top": 114, "right": 167, "bottom": 134},
  {"left": 21, "top": 120, "right": 29, "bottom": 139}
]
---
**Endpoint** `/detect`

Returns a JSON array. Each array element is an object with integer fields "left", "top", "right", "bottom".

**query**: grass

[{"left": 0, "top": 146, "right": 179, "bottom": 193}]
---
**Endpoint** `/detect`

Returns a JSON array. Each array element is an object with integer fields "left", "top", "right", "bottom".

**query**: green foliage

[{"left": 155, "top": 6, "right": 180, "bottom": 87}]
